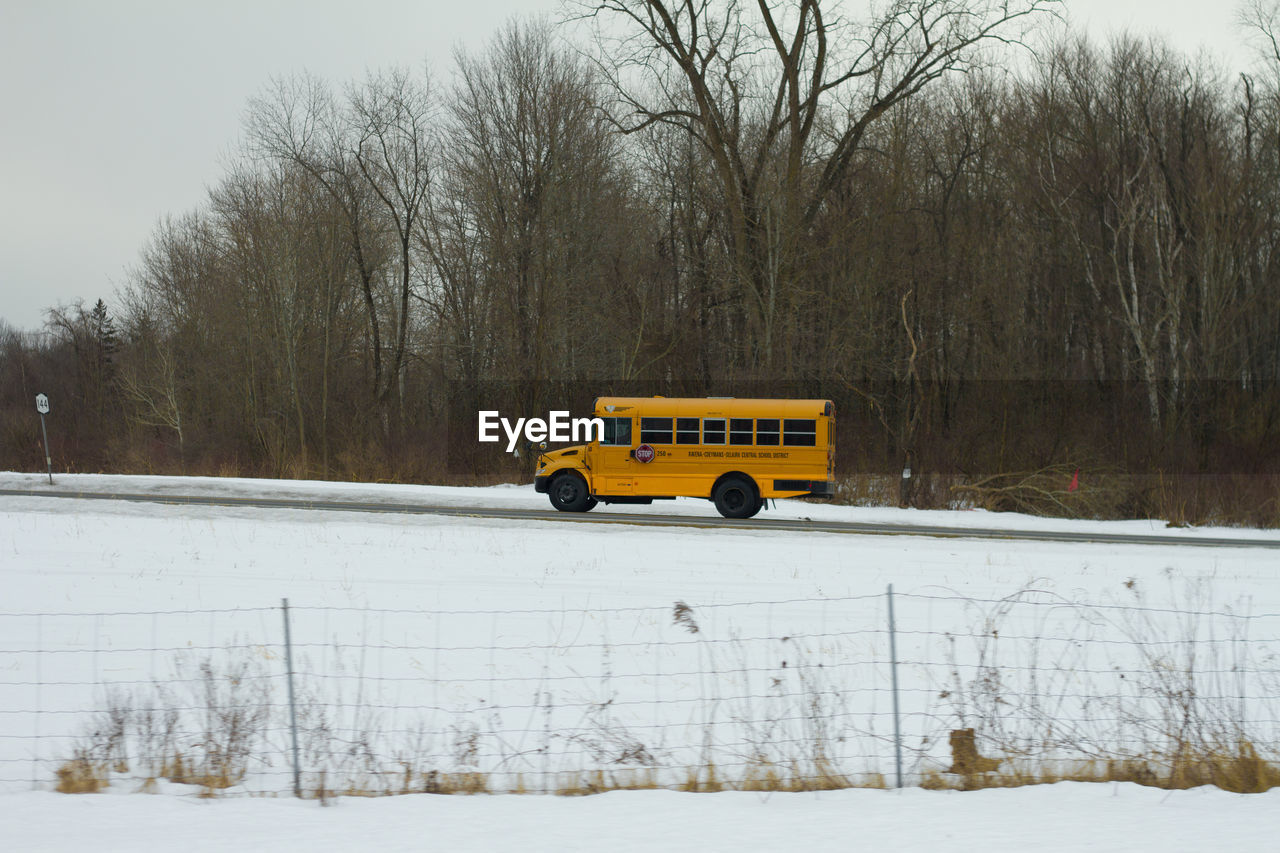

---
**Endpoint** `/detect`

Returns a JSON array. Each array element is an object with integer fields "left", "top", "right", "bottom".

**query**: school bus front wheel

[{"left": 548, "top": 472, "right": 596, "bottom": 512}]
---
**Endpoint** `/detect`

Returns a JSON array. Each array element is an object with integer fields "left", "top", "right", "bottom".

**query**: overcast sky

[{"left": 0, "top": 0, "right": 1265, "bottom": 332}]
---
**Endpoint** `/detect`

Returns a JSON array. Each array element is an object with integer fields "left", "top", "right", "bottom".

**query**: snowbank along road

[{"left": 3, "top": 485, "right": 1279, "bottom": 548}]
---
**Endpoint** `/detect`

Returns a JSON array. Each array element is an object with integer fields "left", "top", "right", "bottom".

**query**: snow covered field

[
  {"left": 3, "top": 472, "right": 1280, "bottom": 851},
  {"left": 5, "top": 782, "right": 1279, "bottom": 853}
]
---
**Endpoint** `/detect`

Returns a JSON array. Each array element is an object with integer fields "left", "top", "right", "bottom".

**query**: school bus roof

[{"left": 593, "top": 397, "right": 832, "bottom": 418}]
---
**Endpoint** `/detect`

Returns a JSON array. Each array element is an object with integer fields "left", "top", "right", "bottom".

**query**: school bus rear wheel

[
  {"left": 549, "top": 472, "right": 594, "bottom": 512},
  {"left": 714, "top": 476, "right": 760, "bottom": 519}
]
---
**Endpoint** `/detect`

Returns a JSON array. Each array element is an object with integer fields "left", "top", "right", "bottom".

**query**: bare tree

[
  {"left": 247, "top": 75, "right": 405, "bottom": 436},
  {"left": 1240, "top": 0, "right": 1280, "bottom": 74},
  {"left": 573, "top": 0, "right": 1059, "bottom": 371},
  {"left": 119, "top": 340, "right": 185, "bottom": 471},
  {"left": 428, "top": 18, "right": 627, "bottom": 394},
  {"left": 349, "top": 68, "right": 435, "bottom": 426}
]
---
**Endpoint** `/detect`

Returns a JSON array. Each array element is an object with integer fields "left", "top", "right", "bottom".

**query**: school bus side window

[
  {"left": 729, "top": 418, "right": 753, "bottom": 445},
  {"left": 702, "top": 418, "right": 726, "bottom": 445},
  {"left": 600, "top": 417, "right": 632, "bottom": 446},
  {"left": 640, "top": 417, "right": 673, "bottom": 444},
  {"left": 783, "top": 419, "right": 817, "bottom": 446},
  {"left": 756, "top": 418, "right": 780, "bottom": 446},
  {"left": 676, "top": 417, "right": 700, "bottom": 444}
]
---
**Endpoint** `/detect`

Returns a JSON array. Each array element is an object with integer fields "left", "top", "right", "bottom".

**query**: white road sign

[{"left": 35, "top": 393, "right": 49, "bottom": 414}]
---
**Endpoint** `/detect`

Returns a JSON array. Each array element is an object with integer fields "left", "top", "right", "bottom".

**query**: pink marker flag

[{"left": 1068, "top": 469, "right": 1079, "bottom": 492}]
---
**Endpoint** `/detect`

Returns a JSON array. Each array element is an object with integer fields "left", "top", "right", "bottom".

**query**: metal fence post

[
  {"left": 33, "top": 614, "right": 41, "bottom": 790},
  {"left": 888, "top": 584, "right": 903, "bottom": 789},
  {"left": 282, "top": 598, "right": 302, "bottom": 798}
]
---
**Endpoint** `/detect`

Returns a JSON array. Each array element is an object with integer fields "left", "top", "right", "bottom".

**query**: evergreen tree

[{"left": 89, "top": 298, "right": 118, "bottom": 376}]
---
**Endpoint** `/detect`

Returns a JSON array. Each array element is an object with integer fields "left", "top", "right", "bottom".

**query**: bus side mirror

[{"left": 513, "top": 440, "right": 547, "bottom": 460}]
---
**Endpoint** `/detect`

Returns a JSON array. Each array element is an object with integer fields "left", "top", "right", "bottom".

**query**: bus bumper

[
  {"left": 773, "top": 479, "right": 835, "bottom": 498},
  {"left": 534, "top": 476, "right": 550, "bottom": 493}
]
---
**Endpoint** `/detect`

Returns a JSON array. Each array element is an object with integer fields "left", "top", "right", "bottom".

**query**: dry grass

[
  {"left": 554, "top": 769, "right": 660, "bottom": 796},
  {"left": 52, "top": 656, "right": 269, "bottom": 797},
  {"left": 922, "top": 761, "right": 1158, "bottom": 792},
  {"left": 678, "top": 763, "right": 724, "bottom": 793},
  {"left": 950, "top": 466, "right": 1128, "bottom": 518},
  {"left": 55, "top": 753, "right": 108, "bottom": 794},
  {"left": 918, "top": 744, "right": 1280, "bottom": 793},
  {"left": 437, "top": 771, "right": 490, "bottom": 795},
  {"left": 1169, "top": 742, "right": 1280, "bottom": 794},
  {"left": 306, "top": 768, "right": 495, "bottom": 799},
  {"left": 737, "top": 759, "right": 860, "bottom": 792},
  {"left": 158, "top": 750, "right": 243, "bottom": 794},
  {"left": 829, "top": 471, "right": 1280, "bottom": 527}
]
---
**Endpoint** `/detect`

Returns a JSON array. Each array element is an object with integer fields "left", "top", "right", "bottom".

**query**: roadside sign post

[{"left": 35, "top": 394, "right": 52, "bottom": 485}]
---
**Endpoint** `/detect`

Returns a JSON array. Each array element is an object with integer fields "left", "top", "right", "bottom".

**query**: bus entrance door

[{"left": 594, "top": 415, "right": 637, "bottom": 495}]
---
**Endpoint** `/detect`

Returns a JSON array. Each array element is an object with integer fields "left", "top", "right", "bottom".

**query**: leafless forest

[{"left": 5, "top": 1, "right": 1280, "bottom": 522}]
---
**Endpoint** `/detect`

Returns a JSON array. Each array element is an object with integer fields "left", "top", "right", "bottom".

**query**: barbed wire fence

[{"left": 3, "top": 584, "right": 1278, "bottom": 797}]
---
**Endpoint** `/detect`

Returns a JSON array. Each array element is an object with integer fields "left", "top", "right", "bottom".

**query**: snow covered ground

[
  {"left": 5, "top": 782, "right": 1280, "bottom": 853},
  {"left": 3, "top": 472, "right": 1280, "bottom": 850}
]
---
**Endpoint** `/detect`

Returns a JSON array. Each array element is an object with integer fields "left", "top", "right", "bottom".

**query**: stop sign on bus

[{"left": 634, "top": 444, "right": 655, "bottom": 463}]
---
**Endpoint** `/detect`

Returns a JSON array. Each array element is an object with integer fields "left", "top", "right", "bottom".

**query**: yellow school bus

[{"left": 534, "top": 397, "right": 835, "bottom": 518}]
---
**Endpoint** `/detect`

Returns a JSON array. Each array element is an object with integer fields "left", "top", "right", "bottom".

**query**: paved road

[{"left": 5, "top": 487, "right": 1279, "bottom": 549}]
